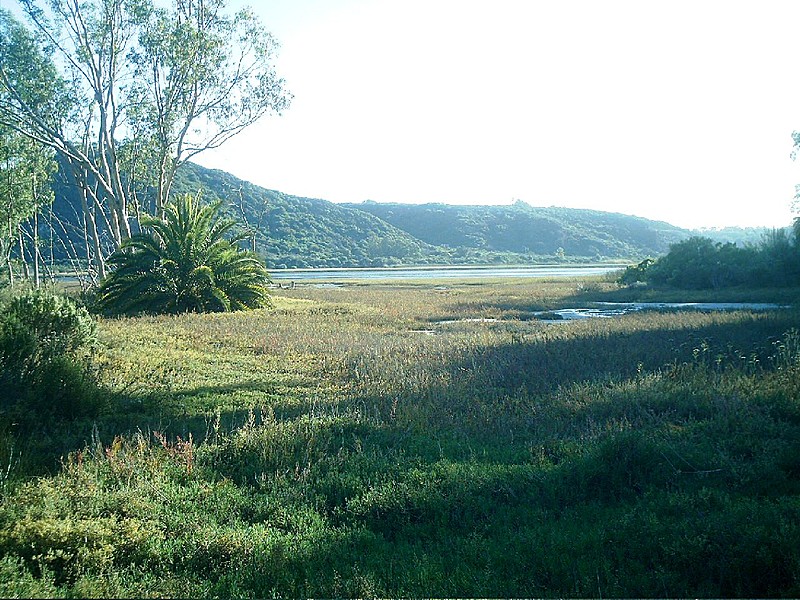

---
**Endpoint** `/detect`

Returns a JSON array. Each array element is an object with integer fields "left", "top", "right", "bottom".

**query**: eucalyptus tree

[
  {"left": 0, "top": 0, "right": 290, "bottom": 281},
  {"left": 0, "top": 12, "right": 60, "bottom": 285},
  {"left": 0, "top": 125, "right": 56, "bottom": 286},
  {"left": 132, "top": 0, "right": 290, "bottom": 216}
]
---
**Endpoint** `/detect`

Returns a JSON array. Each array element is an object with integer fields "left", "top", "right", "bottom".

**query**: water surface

[
  {"left": 537, "top": 302, "right": 790, "bottom": 320},
  {"left": 271, "top": 265, "right": 624, "bottom": 281}
]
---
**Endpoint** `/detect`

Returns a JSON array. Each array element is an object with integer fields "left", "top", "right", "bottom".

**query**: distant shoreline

[{"left": 269, "top": 264, "right": 627, "bottom": 281}]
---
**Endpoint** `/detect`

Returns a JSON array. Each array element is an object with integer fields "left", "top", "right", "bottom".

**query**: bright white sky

[{"left": 194, "top": 0, "right": 800, "bottom": 229}]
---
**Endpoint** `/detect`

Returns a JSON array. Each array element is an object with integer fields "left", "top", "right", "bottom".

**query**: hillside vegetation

[
  {"left": 1, "top": 279, "right": 799, "bottom": 597},
  {"left": 171, "top": 165, "right": 444, "bottom": 268},
  {"left": 47, "top": 162, "right": 727, "bottom": 269},
  {"left": 176, "top": 165, "right": 691, "bottom": 265},
  {"left": 344, "top": 200, "right": 688, "bottom": 258}
]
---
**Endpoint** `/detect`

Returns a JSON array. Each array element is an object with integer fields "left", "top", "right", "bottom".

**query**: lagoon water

[
  {"left": 271, "top": 265, "right": 625, "bottom": 281},
  {"left": 427, "top": 302, "right": 790, "bottom": 328},
  {"left": 539, "top": 302, "right": 790, "bottom": 320}
]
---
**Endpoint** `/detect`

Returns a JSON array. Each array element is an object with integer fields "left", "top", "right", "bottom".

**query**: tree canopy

[
  {"left": 0, "top": 0, "right": 290, "bottom": 281},
  {"left": 0, "top": 123, "right": 56, "bottom": 284},
  {"left": 620, "top": 232, "right": 800, "bottom": 289}
]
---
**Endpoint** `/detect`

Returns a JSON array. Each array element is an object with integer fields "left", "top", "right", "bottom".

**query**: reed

[{"left": 1, "top": 279, "right": 798, "bottom": 597}]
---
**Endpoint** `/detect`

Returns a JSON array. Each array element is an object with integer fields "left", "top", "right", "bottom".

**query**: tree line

[
  {"left": 620, "top": 226, "right": 800, "bottom": 289},
  {"left": 3, "top": 1, "right": 800, "bottom": 298}
]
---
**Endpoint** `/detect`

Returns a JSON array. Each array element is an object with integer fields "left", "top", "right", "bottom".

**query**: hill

[
  {"left": 695, "top": 226, "right": 775, "bottom": 247},
  {"left": 173, "top": 164, "right": 694, "bottom": 266},
  {"left": 51, "top": 161, "right": 701, "bottom": 268},
  {"left": 343, "top": 200, "right": 688, "bottom": 259},
  {"left": 170, "top": 164, "right": 445, "bottom": 268}
]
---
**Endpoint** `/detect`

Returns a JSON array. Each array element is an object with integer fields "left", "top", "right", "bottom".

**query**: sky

[{"left": 193, "top": 0, "right": 800, "bottom": 229}]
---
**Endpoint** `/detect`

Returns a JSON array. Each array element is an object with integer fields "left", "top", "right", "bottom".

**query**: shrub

[
  {"left": 0, "top": 289, "right": 101, "bottom": 420},
  {"left": 618, "top": 258, "right": 655, "bottom": 285},
  {"left": 3, "top": 289, "right": 96, "bottom": 366},
  {"left": 639, "top": 231, "right": 800, "bottom": 289},
  {"left": 756, "top": 228, "right": 800, "bottom": 286},
  {"left": 645, "top": 237, "right": 755, "bottom": 289}
]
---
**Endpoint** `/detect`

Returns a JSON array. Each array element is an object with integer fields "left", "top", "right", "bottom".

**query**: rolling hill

[
  {"left": 170, "top": 164, "right": 443, "bottom": 268},
  {"left": 50, "top": 161, "right": 734, "bottom": 268},
  {"left": 170, "top": 163, "right": 694, "bottom": 267},
  {"left": 342, "top": 200, "right": 688, "bottom": 259}
]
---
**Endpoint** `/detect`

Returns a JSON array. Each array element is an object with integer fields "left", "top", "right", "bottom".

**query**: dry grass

[{"left": 1, "top": 278, "right": 799, "bottom": 597}]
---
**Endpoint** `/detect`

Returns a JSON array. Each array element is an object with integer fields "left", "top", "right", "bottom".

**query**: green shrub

[
  {"left": 619, "top": 258, "right": 655, "bottom": 285},
  {"left": 0, "top": 289, "right": 101, "bottom": 420},
  {"left": 639, "top": 231, "right": 800, "bottom": 289},
  {"left": 2, "top": 289, "right": 96, "bottom": 367},
  {"left": 645, "top": 237, "right": 756, "bottom": 289},
  {"left": 0, "top": 556, "right": 63, "bottom": 598}
]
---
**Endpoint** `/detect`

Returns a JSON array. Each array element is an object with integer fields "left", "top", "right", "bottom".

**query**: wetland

[{"left": 1, "top": 278, "right": 798, "bottom": 597}]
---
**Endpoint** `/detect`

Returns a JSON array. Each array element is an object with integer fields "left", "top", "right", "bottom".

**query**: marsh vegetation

[{"left": 0, "top": 278, "right": 798, "bottom": 597}]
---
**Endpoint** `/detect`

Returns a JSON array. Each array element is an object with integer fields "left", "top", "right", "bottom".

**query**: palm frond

[{"left": 95, "top": 192, "right": 271, "bottom": 315}]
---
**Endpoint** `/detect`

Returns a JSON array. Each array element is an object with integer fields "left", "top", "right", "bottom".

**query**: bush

[
  {"left": 0, "top": 289, "right": 101, "bottom": 420},
  {"left": 618, "top": 258, "right": 655, "bottom": 285},
  {"left": 645, "top": 237, "right": 756, "bottom": 289},
  {"left": 756, "top": 228, "right": 800, "bottom": 286},
  {"left": 637, "top": 231, "right": 800, "bottom": 290}
]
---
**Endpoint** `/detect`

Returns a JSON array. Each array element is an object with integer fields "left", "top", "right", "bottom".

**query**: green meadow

[{"left": 1, "top": 278, "right": 799, "bottom": 597}]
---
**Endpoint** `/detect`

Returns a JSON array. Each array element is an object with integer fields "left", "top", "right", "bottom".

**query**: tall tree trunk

[
  {"left": 80, "top": 188, "right": 106, "bottom": 281},
  {"left": 31, "top": 173, "right": 40, "bottom": 288},
  {"left": 107, "top": 149, "right": 131, "bottom": 242},
  {"left": 2, "top": 239, "right": 12, "bottom": 287},
  {"left": 31, "top": 210, "right": 41, "bottom": 290},
  {"left": 33, "top": 210, "right": 40, "bottom": 288},
  {"left": 155, "top": 150, "right": 173, "bottom": 218},
  {"left": 47, "top": 204, "right": 55, "bottom": 283},
  {"left": 4, "top": 213, "right": 12, "bottom": 286},
  {"left": 17, "top": 226, "right": 29, "bottom": 281},
  {"left": 67, "top": 157, "right": 108, "bottom": 281}
]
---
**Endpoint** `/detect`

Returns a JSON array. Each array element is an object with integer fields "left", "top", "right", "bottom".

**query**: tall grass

[{"left": 1, "top": 280, "right": 799, "bottom": 597}]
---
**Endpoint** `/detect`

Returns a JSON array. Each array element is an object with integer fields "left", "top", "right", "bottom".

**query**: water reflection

[{"left": 536, "top": 302, "right": 790, "bottom": 321}]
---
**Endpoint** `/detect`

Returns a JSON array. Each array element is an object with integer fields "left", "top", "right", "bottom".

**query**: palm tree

[{"left": 96, "top": 193, "right": 271, "bottom": 315}]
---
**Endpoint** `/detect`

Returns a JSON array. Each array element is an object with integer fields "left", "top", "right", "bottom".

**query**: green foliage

[
  {"left": 95, "top": 193, "right": 271, "bottom": 315},
  {"left": 0, "top": 126, "right": 56, "bottom": 274},
  {"left": 3, "top": 289, "right": 96, "bottom": 361},
  {"left": 0, "top": 9, "right": 69, "bottom": 132},
  {"left": 628, "top": 233, "right": 800, "bottom": 289},
  {"left": 756, "top": 227, "right": 800, "bottom": 285},
  {"left": 645, "top": 236, "right": 750, "bottom": 288},
  {"left": 619, "top": 257, "right": 655, "bottom": 284},
  {"left": 1, "top": 281, "right": 799, "bottom": 596},
  {"left": 51, "top": 161, "right": 713, "bottom": 269},
  {"left": 346, "top": 199, "right": 689, "bottom": 259},
  {"left": 3, "top": 0, "right": 291, "bottom": 275},
  {"left": 0, "top": 11, "right": 60, "bottom": 282},
  {"left": 169, "top": 164, "right": 442, "bottom": 268},
  {"left": 0, "top": 289, "right": 100, "bottom": 420},
  {"left": 128, "top": 0, "right": 292, "bottom": 213}
]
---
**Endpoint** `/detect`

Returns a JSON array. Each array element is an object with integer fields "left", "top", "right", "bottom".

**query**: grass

[{"left": 1, "top": 278, "right": 799, "bottom": 597}]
